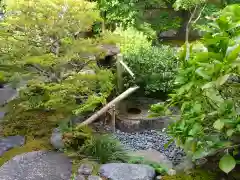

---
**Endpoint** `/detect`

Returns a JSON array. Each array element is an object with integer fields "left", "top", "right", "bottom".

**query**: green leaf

[
  {"left": 226, "top": 129, "right": 234, "bottom": 137},
  {"left": 216, "top": 74, "right": 230, "bottom": 86},
  {"left": 195, "top": 67, "right": 211, "bottom": 80},
  {"left": 189, "top": 123, "right": 202, "bottom": 136},
  {"left": 213, "top": 119, "right": 224, "bottom": 130},
  {"left": 193, "top": 148, "right": 209, "bottom": 160},
  {"left": 164, "top": 139, "right": 174, "bottom": 149},
  {"left": 205, "top": 89, "right": 224, "bottom": 104},
  {"left": 219, "top": 154, "right": 236, "bottom": 173},
  {"left": 202, "top": 82, "right": 214, "bottom": 89}
]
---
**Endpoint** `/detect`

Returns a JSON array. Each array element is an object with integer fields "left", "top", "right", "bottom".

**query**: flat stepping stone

[
  {"left": 0, "top": 136, "right": 25, "bottom": 156},
  {"left": 0, "top": 88, "right": 17, "bottom": 106},
  {"left": 99, "top": 163, "right": 155, "bottom": 180},
  {"left": 0, "top": 151, "right": 72, "bottom": 180},
  {"left": 0, "top": 111, "right": 5, "bottom": 118}
]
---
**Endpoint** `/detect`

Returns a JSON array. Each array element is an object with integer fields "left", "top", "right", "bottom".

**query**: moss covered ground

[{"left": 0, "top": 138, "right": 52, "bottom": 166}]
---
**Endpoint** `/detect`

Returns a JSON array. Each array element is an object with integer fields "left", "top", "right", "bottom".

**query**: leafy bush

[
  {"left": 63, "top": 126, "right": 94, "bottom": 150},
  {"left": 151, "top": 4, "right": 240, "bottom": 173},
  {"left": 63, "top": 126, "right": 128, "bottom": 164},
  {"left": 162, "top": 169, "right": 216, "bottom": 180},
  {"left": 115, "top": 27, "right": 178, "bottom": 94},
  {"left": 145, "top": 11, "right": 181, "bottom": 33},
  {"left": 0, "top": 0, "right": 115, "bottom": 116},
  {"left": 128, "top": 156, "right": 169, "bottom": 174},
  {"left": 80, "top": 134, "right": 128, "bottom": 164},
  {"left": 2, "top": 100, "right": 66, "bottom": 138}
]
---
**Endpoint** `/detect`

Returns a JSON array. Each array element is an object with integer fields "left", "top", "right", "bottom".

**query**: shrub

[
  {"left": 115, "top": 27, "right": 178, "bottom": 94},
  {"left": 151, "top": 4, "right": 240, "bottom": 174},
  {"left": 128, "top": 156, "right": 169, "bottom": 174},
  {"left": 162, "top": 169, "right": 216, "bottom": 180},
  {"left": 80, "top": 134, "right": 128, "bottom": 164},
  {"left": 0, "top": 0, "right": 115, "bottom": 117},
  {"left": 2, "top": 100, "right": 67, "bottom": 138},
  {"left": 63, "top": 126, "right": 128, "bottom": 164}
]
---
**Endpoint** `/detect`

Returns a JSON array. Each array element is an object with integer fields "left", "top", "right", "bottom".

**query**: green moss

[
  {"left": 162, "top": 169, "right": 216, "bottom": 180},
  {"left": 0, "top": 138, "right": 52, "bottom": 166},
  {"left": 2, "top": 100, "right": 68, "bottom": 138}
]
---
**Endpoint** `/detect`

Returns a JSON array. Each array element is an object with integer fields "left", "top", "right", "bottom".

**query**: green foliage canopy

[
  {"left": 114, "top": 27, "right": 178, "bottom": 94},
  {"left": 151, "top": 4, "right": 240, "bottom": 173},
  {"left": 0, "top": 0, "right": 115, "bottom": 115}
]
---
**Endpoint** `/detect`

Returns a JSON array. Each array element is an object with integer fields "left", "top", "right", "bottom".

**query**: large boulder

[
  {"left": 0, "top": 136, "right": 25, "bottom": 156},
  {"left": 0, "top": 151, "right": 72, "bottom": 180},
  {"left": 99, "top": 163, "right": 155, "bottom": 180}
]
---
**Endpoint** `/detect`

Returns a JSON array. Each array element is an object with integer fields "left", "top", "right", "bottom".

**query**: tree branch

[{"left": 185, "top": 6, "right": 198, "bottom": 61}]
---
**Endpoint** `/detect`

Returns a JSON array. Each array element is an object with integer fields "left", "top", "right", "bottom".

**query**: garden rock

[
  {"left": 99, "top": 163, "right": 155, "bottom": 180},
  {"left": 75, "top": 175, "right": 86, "bottom": 180},
  {"left": 78, "top": 164, "right": 93, "bottom": 176},
  {"left": 167, "top": 169, "right": 176, "bottom": 176},
  {"left": 156, "top": 176, "right": 162, "bottom": 180},
  {"left": 0, "top": 111, "right": 5, "bottom": 119},
  {"left": 0, "top": 136, "right": 25, "bottom": 156},
  {"left": 50, "top": 128, "right": 64, "bottom": 150},
  {"left": 88, "top": 175, "right": 102, "bottom": 180},
  {"left": 131, "top": 149, "right": 173, "bottom": 170},
  {"left": 0, "top": 87, "right": 17, "bottom": 106},
  {"left": 159, "top": 29, "right": 177, "bottom": 38},
  {"left": 0, "top": 151, "right": 72, "bottom": 180}
]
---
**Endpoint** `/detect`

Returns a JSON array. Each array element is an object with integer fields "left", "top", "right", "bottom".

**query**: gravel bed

[{"left": 114, "top": 129, "right": 185, "bottom": 165}]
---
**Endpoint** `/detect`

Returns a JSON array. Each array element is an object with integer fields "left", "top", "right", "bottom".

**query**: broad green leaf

[
  {"left": 195, "top": 67, "right": 211, "bottom": 80},
  {"left": 237, "top": 124, "right": 240, "bottom": 132},
  {"left": 164, "top": 139, "right": 174, "bottom": 149},
  {"left": 213, "top": 119, "right": 224, "bottom": 130},
  {"left": 193, "top": 148, "right": 209, "bottom": 160},
  {"left": 226, "top": 129, "right": 234, "bottom": 137},
  {"left": 226, "top": 44, "right": 240, "bottom": 62},
  {"left": 205, "top": 89, "right": 224, "bottom": 104},
  {"left": 202, "top": 82, "right": 214, "bottom": 89},
  {"left": 184, "top": 137, "right": 194, "bottom": 151},
  {"left": 216, "top": 74, "right": 230, "bottom": 86},
  {"left": 219, "top": 154, "right": 236, "bottom": 173},
  {"left": 189, "top": 123, "right": 202, "bottom": 136}
]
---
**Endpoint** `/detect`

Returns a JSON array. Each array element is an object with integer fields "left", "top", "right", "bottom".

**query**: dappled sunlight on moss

[
  {"left": 0, "top": 138, "right": 52, "bottom": 166},
  {"left": 2, "top": 100, "right": 68, "bottom": 138},
  {"left": 162, "top": 169, "right": 216, "bottom": 180}
]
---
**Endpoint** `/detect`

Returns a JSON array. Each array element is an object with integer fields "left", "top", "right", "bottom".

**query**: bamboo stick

[
  {"left": 77, "top": 86, "right": 139, "bottom": 128},
  {"left": 112, "top": 104, "right": 116, "bottom": 132}
]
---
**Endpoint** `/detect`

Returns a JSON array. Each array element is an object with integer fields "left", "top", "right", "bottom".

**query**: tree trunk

[{"left": 177, "top": 10, "right": 192, "bottom": 40}]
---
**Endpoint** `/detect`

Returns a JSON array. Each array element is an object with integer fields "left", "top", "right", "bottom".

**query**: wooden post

[
  {"left": 112, "top": 104, "right": 116, "bottom": 132},
  {"left": 77, "top": 86, "right": 139, "bottom": 128},
  {"left": 116, "top": 54, "right": 124, "bottom": 94}
]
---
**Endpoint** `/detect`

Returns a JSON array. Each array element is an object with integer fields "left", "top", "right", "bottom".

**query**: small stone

[
  {"left": 156, "top": 175, "right": 163, "bottom": 180},
  {"left": 50, "top": 128, "right": 64, "bottom": 150},
  {"left": 75, "top": 175, "right": 86, "bottom": 180},
  {"left": 167, "top": 169, "right": 176, "bottom": 176},
  {"left": 78, "top": 164, "right": 93, "bottom": 176},
  {"left": 88, "top": 175, "right": 102, "bottom": 180},
  {"left": 0, "top": 111, "right": 5, "bottom": 119}
]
